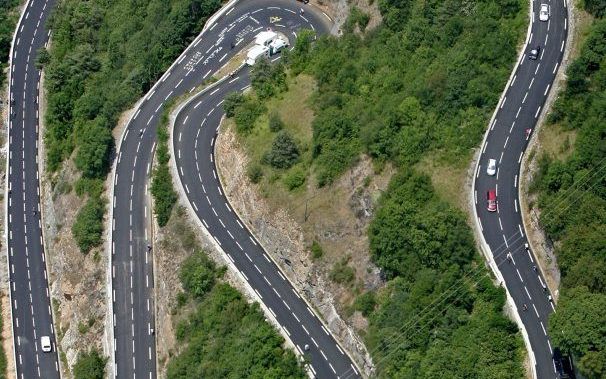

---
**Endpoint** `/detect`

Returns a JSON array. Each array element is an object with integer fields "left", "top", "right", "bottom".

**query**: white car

[
  {"left": 486, "top": 159, "right": 497, "bottom": 176},
  {"left": 539, "top": 4, "right": 549, "bottom": 21},
  {"left": 40, "top": 336, "right": 51, "bottom": 352}
]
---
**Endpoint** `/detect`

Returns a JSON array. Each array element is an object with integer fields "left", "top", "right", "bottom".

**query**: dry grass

[{"left": 415, "top": 153, "right": 470, "bottom": 212}]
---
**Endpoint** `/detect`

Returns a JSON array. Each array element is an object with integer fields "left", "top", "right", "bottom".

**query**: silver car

[{"left": 486, "top": 159, "right": 497, "bottom": 176}]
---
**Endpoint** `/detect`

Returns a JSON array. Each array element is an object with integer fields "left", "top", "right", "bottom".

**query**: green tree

[
  {"left": 179, "top": 250, "right": 219, "bottom": 298},
  {"left": 263, "top": 131, "right": 300, "bottom": 169},
  {"left": 251, "top": 59, "right": 287, "bottom": 99}
]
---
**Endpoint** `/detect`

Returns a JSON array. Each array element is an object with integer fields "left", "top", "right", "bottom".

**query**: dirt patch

[
  {"left": 519, "top": 0, "right": 588, "bottom": 299},
  {"left": 216, "top": 123, "right": 384, "bottom": 375}
]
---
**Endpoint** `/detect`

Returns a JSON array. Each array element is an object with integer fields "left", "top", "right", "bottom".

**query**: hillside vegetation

[
  {"left": 166, "top": 250, "right": 306, "bottom": 379},
  {"left": 42, "top": 0, "right": 221, "bottom": 252},
  {"left": 224, "top": 0, "right": 529, "bottom": 375},
  {"left": 533, "top": 7, "right": 606, "bottom": 378}
]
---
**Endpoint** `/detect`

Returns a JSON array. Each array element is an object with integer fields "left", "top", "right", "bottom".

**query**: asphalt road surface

[
  {"left": 473, "top": 0, "right": 568, "bottom": 377},
  {"left": 110, "top": 1, "right": 362, "bottom": 378},
  {"left": 6, "top": 0, "right": 60, "bottom": 378}
]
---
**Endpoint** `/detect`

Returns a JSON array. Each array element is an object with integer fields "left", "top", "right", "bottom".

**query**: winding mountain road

[
  {"left": 109, "top": 1, "right": 361, "bottom": 378},
  {"left": 6, "top": 0, "right": 60, "bottom": 378},
  {"left": 473, "top": 0, "right": 568, "bottom": 377}
]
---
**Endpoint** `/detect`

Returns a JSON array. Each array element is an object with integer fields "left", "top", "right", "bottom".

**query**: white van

[
  {"left": 255, "top": 30, "right": 277, "bottom": 47},
  {"left": 245, "top": 45, "right": 270, "bottom": 66}
]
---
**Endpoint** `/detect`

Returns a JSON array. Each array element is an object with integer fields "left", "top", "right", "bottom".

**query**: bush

[
  {"left": 329, "top": 256, "right": 355, "bottom": 285},
  {"left": 268, "top": 111, "right": 284, "bottom": 132},
  {"left": 233, "top": 98, "right": 265, "bottom": 134},
  {"left": 310, "top": 240, "right": 324, "bottom": 259},
  {"left": 179, "top": 250, "right": 219, "bottom": 298},
  {"left": 247, "top": 164, "right": 263, "bottom": 184},
  {"left": 354, "top": 292, "right": 376, "bottom": 317},
  {"left": 283, "top": 167, "right": 306, "bottom": 190},
  {"left": 344, "top": 6, "right": 371, "bottom": 33},
  {"left": 72, "top": 197, "right": 105, "bottom": 253},
  {"left": 263, "top": 131, "right": 300, "bottom": 169},
  {"left": 73, "top": 350, "right": 106, "bottom": 379}
]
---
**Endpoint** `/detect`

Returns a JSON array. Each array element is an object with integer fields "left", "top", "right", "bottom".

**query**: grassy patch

[{"left": 415, "top": 152, "right": 469, "bottom": 212}]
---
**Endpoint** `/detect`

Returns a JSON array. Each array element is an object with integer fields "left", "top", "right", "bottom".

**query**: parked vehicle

[
  {"left": 255, "top": 30, "right": 277, "bottom": 47},
  {"left": 245, "top": 45, "right": 270, "bottom": 66}
]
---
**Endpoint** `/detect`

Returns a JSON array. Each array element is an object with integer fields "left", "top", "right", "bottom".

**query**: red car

[{"left": 487, "top": 190, "right": 497, "bottom": 212}]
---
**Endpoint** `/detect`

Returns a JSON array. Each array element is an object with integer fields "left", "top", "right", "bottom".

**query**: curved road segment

[
  {"left": 110, "top": 1, "right": 361, "bottom": 378},
  {"left": 473, "top": 0, "right": 568, "bottom": 377},
  {"left": 6, "top": 0, "right": 60, "bottom": 378}
]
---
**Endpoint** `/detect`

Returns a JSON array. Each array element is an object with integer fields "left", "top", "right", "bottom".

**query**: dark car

[
  {"left": 297, "top": 0, "right": 309, "bottom": 3},
  {"left": 487, "top": 189, "right": 497, "bottom": 212},
  {"left": 529, "top": 45, "right": 541, "bottom": 60}
]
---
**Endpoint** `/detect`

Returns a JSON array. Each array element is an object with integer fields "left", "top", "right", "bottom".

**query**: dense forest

[
  {"left": 366, "top": 170, "right": 524, "bottom": 377},
  {"left": 42, "top": 0, "right": 221, "bottom": 252},
  {"left": 224, "top": 0, "right": 530, "bottom": 375},
  {"left": 0, "top": 0, "right": 19, "bottom": 88},
  {"left": 533, "top": 6, "right": 606, "bottom": 378},
  {"left": 166, "top": 250, "right": 306, "bottom": 379}
]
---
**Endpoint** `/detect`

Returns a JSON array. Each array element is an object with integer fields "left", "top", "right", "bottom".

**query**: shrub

[
  {"left": 283, "top": 167, "right": 306, "bottom": 190},
  {"left": 72, "top": 197, "right": 105, "bottom": 254},
  {"left": 223, "top": 92, "right": 245, "bottom": 118},
  {"left": 179, "top": 250, "right": 219, "bottom": 298},
  {"left": 263, "top": 131, "right": 300, "bottom": 169},
  {"left": 247, "top": 164, "right": 263, "bottom": 184},
  {"left": 233, "top": 98, "right": 265, "bottom": 134},
  {"left": 354, "top": 292, "right": 376, "bottom": 317},
  {"left": 329, "top": 256, "right": 355, "bottom": 285},
  {"left": 310, "top": 240, "right": 324, "bottom": 259},
  {"left": 345, "top": 7, "right": 371, "bottom": 33},
  {"left": 73, "top": 350, "right": 106, "bottom": 379},
  {"left": 268, "top": 111, "right": 284, "bottom": 132},
  {"left": 251, "top": 59, "right": 287, "bottom": 99}
]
